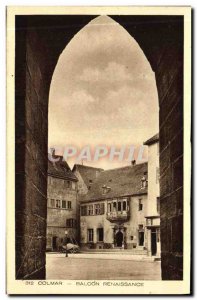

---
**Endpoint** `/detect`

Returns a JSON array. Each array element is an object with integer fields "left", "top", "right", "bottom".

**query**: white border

[{"left": 6, "top": 5, "right": 191, "bottom": 296}]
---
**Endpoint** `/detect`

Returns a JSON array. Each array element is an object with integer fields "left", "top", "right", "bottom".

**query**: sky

[{"left": 48, "top": 15, "right": 159, "bottom": 170}]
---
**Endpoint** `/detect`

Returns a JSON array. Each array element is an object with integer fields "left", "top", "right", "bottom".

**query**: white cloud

[{"left": 79, "top": 62, "right": 133, "bottom": 83}]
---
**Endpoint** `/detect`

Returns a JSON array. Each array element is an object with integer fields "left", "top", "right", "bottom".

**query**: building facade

[
  {"left": 47, "top": 136, "right": 160, "bottom": 255},
  {"left": 79, "top": 163, "right": 148, "bottom": 252},
  {"left": 46, "top": 154, "right": 78, "bottom": 251},
  {"left": 144, "top": 133, "right": 160, "bottom": 257}
]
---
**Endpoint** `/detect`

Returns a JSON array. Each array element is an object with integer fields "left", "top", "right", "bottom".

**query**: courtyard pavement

[{"left": 46, "top": 253, "right": 161, "bottom": 280}]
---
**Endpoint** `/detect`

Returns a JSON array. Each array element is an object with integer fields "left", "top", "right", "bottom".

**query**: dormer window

[
  {"left": 102, "top": 185, "right": 107, "bottom": 194},
  {"left": 141, "top": 176, "right": 148, "bottom": 188},
  {"left": 102, "top": 185, "right": 111, "bottom": 194}
]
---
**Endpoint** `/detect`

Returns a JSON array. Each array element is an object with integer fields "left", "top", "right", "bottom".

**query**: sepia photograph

[{"left": 6, "top": 6, "right": 191, "bottom": 295}]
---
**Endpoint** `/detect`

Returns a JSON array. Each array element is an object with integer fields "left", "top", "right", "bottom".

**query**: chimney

[{"left": 131, "top": 160, "right": 136, "bottom": 166}]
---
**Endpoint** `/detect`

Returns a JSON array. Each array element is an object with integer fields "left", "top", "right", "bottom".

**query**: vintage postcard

[{"left": 7, "top": 6, "right": 191, "bottom": 295}]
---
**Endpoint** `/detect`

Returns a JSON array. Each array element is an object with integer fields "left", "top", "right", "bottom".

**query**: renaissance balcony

[{"left": 106, "top": 210, "right": 130, "bottom": 223}]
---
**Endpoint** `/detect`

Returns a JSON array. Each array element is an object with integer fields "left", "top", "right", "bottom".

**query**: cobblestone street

[{"left": 46, "top": 253, "right": 161, "bottom": 280}]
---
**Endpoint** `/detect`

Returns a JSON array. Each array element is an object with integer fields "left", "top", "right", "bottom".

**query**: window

[
  {"left": 94, "top": 203, "right": 105, "bottom": 215},
  {"left": 87, "top": 205, "right": 93, "bottom": 215},
  {"left": 88, "top": 229, "right": 94, "bottom": 242},
  {"left": 123, "top": 201, "right": 127, "bottom": 211},
  {"left": 118, "top": 202, "right": 122, "bottom": 212},
  {"left": 146, "top": 218, "right": 153, "bottom": 226},
  {"left": 138, "top": 225, "right": 144, "bottom": 246},
  {"left": 130, "top": 236, "right": 134, "bottom": 240},
  {"left": 157, "top": 197, "right": 160, "bottom": 213},
  {"left": 141, "top": 176, "right": 147, "bottom": 188},
  {"left": 81, "top": 206, "right": 87, "bottom": 216},
  {"left": 72, "top": 182, "right": 76, "bottom": 190},
  {"left": 108, "top": 203, "right": 112, "bottom": 212},
  {"left": 62, "top": 200, "right": 66, "bottom": 209},
  {"left": 97, "top": 228, "right": 104, "bottom": 242},
  {"left": 100, "top": 203, "right": 105, "bottom": 214},
  {"left": 68, "top": 201, "right": 72, "bottom": 209},
  {"left": 102, "top": 186, "right": 107, "bottom": 194},
  {"left": 66, "top": 181, "right": 70, "bottom": 188},
  {"left": 138, "top": 199, "right": 143, "bottom": 211},
  {"left": 56, "top": 200, "right": 61, "bottom": 208},
  {"left": 66, "top": 218, "right": 76, "bottom": 228},
  {"left": 50, "top": 199, "right": 55, "bottom": 207},
  {"left": 113, "top": 202, "right": 117, "bottom": 211},
  {"left": 95, "top": 204, "right": 100, "bottom": 215}
]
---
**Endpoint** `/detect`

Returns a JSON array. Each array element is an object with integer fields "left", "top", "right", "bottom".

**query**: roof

[
  {"left": 48, "top": 156, "right": 78, "bottom": 181},
  {"left": 72, "top": 164, "right": 103, "bottom": 187},
  {"left": 80, "top": 162, "right": 148, "bottom": 203},
  {"left": 143, "top": 133, "right": 159, "bottom": 146}
]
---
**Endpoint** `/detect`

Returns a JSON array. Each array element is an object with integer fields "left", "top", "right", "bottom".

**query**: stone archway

[{"left": 15, "top": 15, "right": 183, "bottom": 280}]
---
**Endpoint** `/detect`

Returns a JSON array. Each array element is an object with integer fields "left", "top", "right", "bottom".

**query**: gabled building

[
  {"left": 79, "top": 162, "right": 148, "bottom": 251},
  {"left": 72, "top": 164, "right": 103, "bottom": 195},
  {"left": 144, "top": 133, "right": 160, "bottom": 257},
  {"left": 46, "top": 153, "right": 78, "bottom": 251}
]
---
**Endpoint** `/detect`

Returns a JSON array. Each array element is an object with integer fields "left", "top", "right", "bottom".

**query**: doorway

[
  {"left": 116, "top": 231, "right": 123, "bottom": 247},
  {"left": 151, "top": 229, "right": 157, "bottom": 256},
  {"left": 97, "top": 228, "right": 104, "bottom": 242},
  {"left": 139, "top": 231, "right": 144, "bottom": 246},
  {"left": 52, "top": 236, "right": 57, "bottom": 251}
]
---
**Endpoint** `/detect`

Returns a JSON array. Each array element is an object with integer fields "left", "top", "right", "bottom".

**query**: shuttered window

[
  {"left": 66, "top": 219, "right": 76, "bottom": 228},
  {"left": 62, "top": 200, "right": 66, "bottom": 209},
  {"left": 100, "top": 203, "right": 105, "bottom": 214},
  {"left": 88, "top": 229, "right": 94, "bottom": 242},
  {"left": 81, "top": 206, "right": 87, "bottom": 216}
]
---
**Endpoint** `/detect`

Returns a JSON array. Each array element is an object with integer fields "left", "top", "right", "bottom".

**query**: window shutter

[{"left": 100, "top": 203, "right": 105, "bottom": 214}]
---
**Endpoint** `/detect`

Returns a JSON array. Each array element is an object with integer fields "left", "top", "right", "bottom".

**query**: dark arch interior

[{"left": 15, "top": 14, "right": 183, "bottom": 280}]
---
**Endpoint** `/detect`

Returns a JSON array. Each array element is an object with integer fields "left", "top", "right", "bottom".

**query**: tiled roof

[
  {"left": 48, "top": 156, "right": 78, "bottom": 181},
  {"left": 72, "top": 164, "right": 103, "bottom": 187},
  {"left": 143, "top": 133, "right": 159, "bottom": 146},
  {"left": 80, "top": 162, "right": 148, "bottom": 202}
]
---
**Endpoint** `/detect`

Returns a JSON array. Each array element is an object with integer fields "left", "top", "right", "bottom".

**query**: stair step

[{"left": 80, "top": 250, "right": 148, "bottom": 255}]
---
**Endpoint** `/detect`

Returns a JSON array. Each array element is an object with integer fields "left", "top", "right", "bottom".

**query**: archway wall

[
  {"left": 155, "top": 27, "right": 183, "bottom": 280},
  {"left": 15, "top": 15, "right": 183, "bottom": 280},
  {"left": 15, "top": 15, "right": 97, "bottom": 279},
  {"left": 15, "top": 17, "right": 50, "bottom": 279}
]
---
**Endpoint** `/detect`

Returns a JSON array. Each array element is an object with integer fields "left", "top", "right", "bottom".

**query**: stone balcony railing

[{"left": 106, "top": 210, "right": 130, "bottom": 223}]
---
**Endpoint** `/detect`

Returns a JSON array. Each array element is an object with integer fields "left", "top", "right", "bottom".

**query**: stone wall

[
  {"left": 15, "top": 17, "right": 50, "bottom": 279},
  {"left": 156, "top": 28, "right": 183, "bottom": 279}
]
